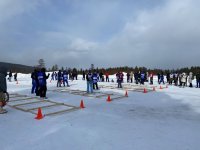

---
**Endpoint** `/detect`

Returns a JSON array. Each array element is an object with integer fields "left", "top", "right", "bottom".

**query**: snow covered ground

[{"left": 1, "top": 73, "right": 200, "bottom": 150}]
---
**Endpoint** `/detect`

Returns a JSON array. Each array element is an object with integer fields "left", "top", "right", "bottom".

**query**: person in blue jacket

[
  {"left": 92, "top": 70, "right": 99, "bottom": 90},
  {"left": 140, "top": 72, "right": 145, "bottom": 85},
  {"left": 63, "top": 70, "right": 69, "bottom": 87},
  {"left": 159, "top": 72, "right": 165, "bottom": 84},
  {"left": 57, "top": 70, "right": 62, "bottom": 87},
  {"left": 31, "top": 69, "right": 37, "bottom": 94},
  {"left": 86, "top": 70, "right": 93, "bottom": 93},
  {"left": 37, "top": 68, "right": 50, "bottom": 99}
]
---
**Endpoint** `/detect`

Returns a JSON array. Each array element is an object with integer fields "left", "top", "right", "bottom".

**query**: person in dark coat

[
  {"left": 92, "top": 70, "right": 99, "bottom": 90},
  {"left": 57, "top": 70, "right": 62, "bottom": 87},
  {"left": 86, "top": 70, "right": 93, "bottom": 93},
  {"left": 196, "top": 72, "right": 200, "bottom": 88},
  {"left": 8, "top": 70, "right": 12, "bottom": 82},
  {"left": 14, "top": 72, "right": 17, "bottom": 81},
  {"left": 37, "top": 68, "right": 50, "bottom": 99},
  {"left": 116, "top": 72, "right": 124, "bottom": 88},
  {"left": 31, "top": 69, "right": 38, "bottom": 94},
  {"left": 63, "top": 70, "right": 69, "bottom": 87},
  {"left": 0, "top": 67, "right": 8, "bottom": 113},
  {"left": 82, "top": 71, "right": 86, "bottom": 80}
]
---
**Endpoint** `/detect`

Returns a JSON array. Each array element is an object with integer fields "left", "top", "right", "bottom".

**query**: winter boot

[{"left": 0, "top": 107, "right": 7, "bottom": 114}]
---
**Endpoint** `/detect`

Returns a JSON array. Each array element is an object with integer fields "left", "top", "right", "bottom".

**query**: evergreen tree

[{"left": 38, "top": 59, "right": 45, "bottom": 68}]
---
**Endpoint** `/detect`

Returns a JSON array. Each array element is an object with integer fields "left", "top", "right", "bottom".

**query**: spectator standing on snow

[
  {"left": 105, "top": 72, "right": 109, "bottom": 82},
  {"left": 178, "top": 73, "right": 183, "bottom": 87},
  {"left": 116, "top": 72, "right": 124, "bottom": 88},
  {"left": 159, "top": 72, "right": 165, "bottom": 84},
  {"left": 0, "top": 67, "right": 8, "bottom": 114},
  {"left": 63, "top": 70, "right": 69, "bottom": 87},
  {"left": 166, "top": 73, "right": 170, "bottom": 84},
  {"left": 86, "top": 70, "right": 93, "bottom": 93},
  {"left": 37, "top": 68, "right": 50, "bottom": 99},
  {"left": 130, "top": 71, "right": 134, "bottom": 83},
  {"left": 8, "top": 70, "right": 12, "bottom": 82},
  {"left": 92, "top": 70, "right": 99, "bottom": 90},
  {"left": 51, "top": 72, "right": 55, "bottom": 80},
  {"left": 196, "top": 72, "right": 200, "bottom": 88},
  {"left": 127, "top": 72, "right": 130, "bottom": 83},
  {"left": 31, "top": 69, "right": 37, "bottom": 94},
  {"left": 140, "top": 72, "right": 145, "bottom": 85},
  {"left": 14, "top": 72, "right": 17, "bottom": 81},
  {"left": 82, "top": 71, "right": 86, "bottom": 80},
  {"left": 134, "top": 72, "right": 139, "bottom": 84},
  {"left": 57, "top": 70, "right": 62, "bottom": 87},
  {"left": 188, "top": 72, "right": 193, "bottom": 87},
  {"left": 149, "top": 72, "right": 154, "bottom": 85},
  {"left": 181, "top": 73, "right": 187, "bottom": 88},
  {"left": 157, "top": 73, "right": 160, "bottom": 83},
  {"left": 169, "top": 73, "right": 174, "bottom": 85},
  {"left": 174, "top": 73, "right": 178, "bottom": 86}
]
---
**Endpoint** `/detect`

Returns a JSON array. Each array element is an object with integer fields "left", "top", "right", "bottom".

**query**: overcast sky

[{"left": 0, "top": 0, "right": 200, "bottom": 69}]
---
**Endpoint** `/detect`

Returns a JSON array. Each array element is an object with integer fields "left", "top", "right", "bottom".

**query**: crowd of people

[{"left": 1, "top": 67, "right": 200, "bottom": 114}]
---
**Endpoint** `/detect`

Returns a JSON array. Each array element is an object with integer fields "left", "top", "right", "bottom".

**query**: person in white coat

[
  {"left": 181, "top": 73, "right": 187, "bottom": 88},
  {"left": 188, "top": 72, "right": 193, "bottom": 87}
]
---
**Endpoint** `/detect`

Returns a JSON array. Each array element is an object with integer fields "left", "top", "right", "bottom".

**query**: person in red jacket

[
  {"left": 105, "top": 72, "right": 109, "bottom": 82},
  {"left": 149, "top": 72, "right": 154, "bottom": 85}
]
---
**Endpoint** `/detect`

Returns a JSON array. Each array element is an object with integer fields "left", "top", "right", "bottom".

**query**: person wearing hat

[{"left": 0, "top": 67, "right": 8, "bottom": 114}]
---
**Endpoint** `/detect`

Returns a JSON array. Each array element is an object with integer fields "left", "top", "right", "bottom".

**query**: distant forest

[
  {"left": 50, "top": 65, "right": 200, "bottom": 75},
  {"left": 0, "top": 61, "right": 199, "bottom": 75},
  {"left": 0, "top": 62, "right": 34, "bottom": 73}
]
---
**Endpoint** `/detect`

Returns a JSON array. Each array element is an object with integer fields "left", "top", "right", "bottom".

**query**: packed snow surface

[{"left": 1, "top": 73, "right": 200, "bottom": 150}]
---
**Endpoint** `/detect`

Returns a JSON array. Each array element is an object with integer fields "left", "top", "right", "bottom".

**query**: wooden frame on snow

[{"left": 8, "top": 94, "right": 80, "bottom": 116}]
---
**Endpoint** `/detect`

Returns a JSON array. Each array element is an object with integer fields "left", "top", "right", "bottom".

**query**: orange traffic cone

[
  {"left": 107, "top": 95, "right": 112, "bottom": 102},
  {"left": 80, "top": 100, "right": 85, "bottom": 108},
  {"left": 160, "top": 85, "right": 162, "bottom": 89},
  {"left": 125, "top": 90, "right": 128, "bottom": 97},
  {"left": 143, "top": 88, "right": 147, "bottom": 93},
  {"left": 35, "top": 108, "right": 44, "bottom": 120}
]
